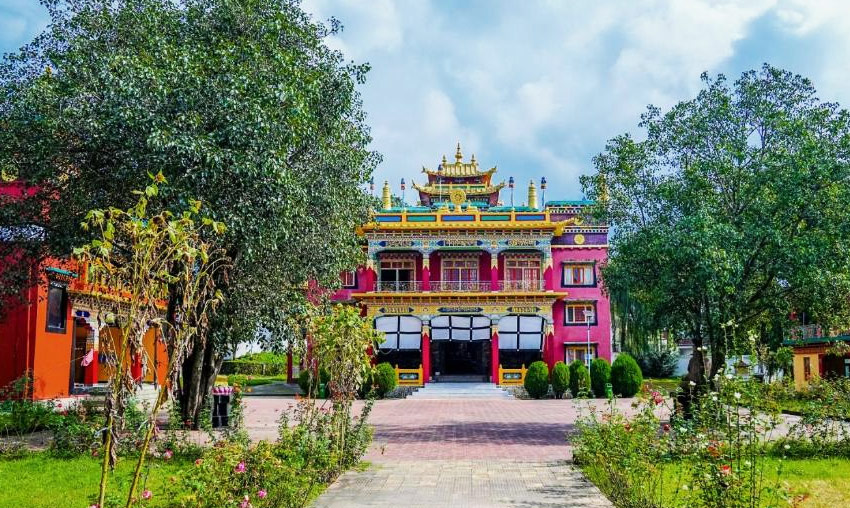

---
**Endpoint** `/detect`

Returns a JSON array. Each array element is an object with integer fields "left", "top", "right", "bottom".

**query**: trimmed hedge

[
  {"left": 590, "top": 358, "right": 611, "bottom": 397},
  {"left": 569, "top": 360, "right": 591, "bottom": 397},
  {"left": 611, "top": 353, "right": 643, "bottom": 397},
  {"left": 551, "top": 361, "right": 570, "bottom": 399},
  {"left": 524, "top": 361, "right": 550, "bottom": 399},
  {"left": 221, "top": 360, "right": 287, "bottom": 376},
  {"left": 297, "top": 367, "right": 329, "bottom": 396},
  {"left": 374, "top": 362, "right": 397, "bottom": 397}
]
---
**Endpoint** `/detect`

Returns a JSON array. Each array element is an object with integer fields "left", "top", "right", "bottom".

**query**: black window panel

[{"left": 46, "top": 282, "right": 67, "bottom": 333}]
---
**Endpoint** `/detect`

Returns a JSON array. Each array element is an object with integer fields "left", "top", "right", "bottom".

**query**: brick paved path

[{"left": 244, "top": 390, "right": 620, "bottom": 507}]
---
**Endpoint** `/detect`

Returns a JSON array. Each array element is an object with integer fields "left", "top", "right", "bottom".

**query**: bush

[
  {"left": 220, "top": 360, "right": 287, "bottom": 376},
  {"left": 635, "top": 348, "right": 679, "bottom": 378},
  {"left": 373, "top": 363, "right": 397, "bottom": 397},
  {"left": 297, "top": 367, "right": 330, "bottom": 396},
  {"left": 524, "top": 361, "right": 550, "bottom": 399},
  {"left": 569, "top": 361, "right": 591, "bottom": 397},
  {"left": 551, "top": 361, "right": 570, "bottom": 399},
  {"left": 611, "top": 353, "right": 643, "bottom": 397},
  {"left": 590, "top": 358, "right": 611, "bottom": 397}
]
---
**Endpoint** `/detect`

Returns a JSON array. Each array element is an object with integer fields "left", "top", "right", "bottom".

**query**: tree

[
  {"left": 0, "top": 0, "right": 378, "bottom": 423},
  {"left": 582, "top": 65, "right": 850, "bottom": 385}
]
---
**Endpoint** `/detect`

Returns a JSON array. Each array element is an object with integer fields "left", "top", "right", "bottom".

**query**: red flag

[{"left": 81, "top": 348, "right": 94, "bottom": 367}]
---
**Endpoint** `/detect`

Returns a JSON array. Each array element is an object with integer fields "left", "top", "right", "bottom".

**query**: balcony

[{"left": 371, "top": 279, "right": 545, "bottom": 293}]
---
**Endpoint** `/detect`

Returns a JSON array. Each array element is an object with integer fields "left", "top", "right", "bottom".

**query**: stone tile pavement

[{"left": 243, "top": 387, "right": 621, "bottom": 507}]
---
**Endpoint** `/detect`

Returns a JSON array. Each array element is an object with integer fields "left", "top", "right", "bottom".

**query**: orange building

[{"left": 0, "top": 182, "right": 167, "bottom": 400}]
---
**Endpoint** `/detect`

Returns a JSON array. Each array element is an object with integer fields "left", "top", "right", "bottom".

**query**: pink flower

[
  {"left": 163, "top": 449, "right": 173, "bottom": 460},
  {"left": 239, "top": 495, "right": 252, "bottom": 508},
  {"left": 257, "top": 489, "right": 267, "bottom": 499},
  {"left": 720, "top": 464, "right": 731, "bottom": 476},
  {"left": 234, "top": 461, "right": 246, "bottom": 473},
  {"left": 195, "top": 458, "right": 203, "bottom": 466},
  {"left": 89, "top": 504, "right": 99, "bottom": 508},
  {"left": 662, "top": 423, "right": 670, "bottom": 432},
  {"left": 142, "top": 489, "right": 152, "bottom": 500}
]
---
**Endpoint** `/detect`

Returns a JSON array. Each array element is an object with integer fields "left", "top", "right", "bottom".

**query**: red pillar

[
  {"left": 491, "top": 328, "right": 500, "bottom": 383},
  {"left": 545, "top": 331, "right": 555, "bottom": 368},
  {"left": 84, "top": 352, "right": 99, "bottom": 384},
  {"left": 422, "top": 262, "right": 431, "bottom": 291},
  {"left": 544, "top": 262, "right": 554, "bottom": 291},
  {"left": 422, "top": 326, "right": 431, "bottom": 383}
]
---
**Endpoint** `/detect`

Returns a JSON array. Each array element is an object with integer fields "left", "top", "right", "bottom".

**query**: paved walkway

[{"left": 243, "top": 385, "right": 617, "bottom": 507}]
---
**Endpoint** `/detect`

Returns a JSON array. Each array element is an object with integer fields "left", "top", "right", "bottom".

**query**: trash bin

[
  {"left": 212, "top": 386, "right": 233, "bottom": 428},
  {"left": 605, "top": 383, "right": 614, "bottom": 399},
  {"left": 318, "top": 383, "right": 327, "bottom": 399}
]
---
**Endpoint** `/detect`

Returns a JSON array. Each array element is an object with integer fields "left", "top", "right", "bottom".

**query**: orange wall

[{"left": 30, "top": 281, "right": 74, "bottom": 399}]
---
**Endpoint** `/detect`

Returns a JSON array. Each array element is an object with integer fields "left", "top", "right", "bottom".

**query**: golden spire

[
  {"left": 470, "top": 153, "right": 476, "bottom": 164},
  {"left": 442, "top": 154, "right": 448, "bottom": 166},
  {"left": 455, "top": 142, "right": 463, "bottom": 162},
  {"left": 528, "top": 180, "right": 538, "bottom": 210},
  {"left": 381, "top": 180, "right": 392, "bottom": 210}
]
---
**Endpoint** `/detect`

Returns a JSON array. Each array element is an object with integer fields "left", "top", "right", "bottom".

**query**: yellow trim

[
  {"left": 551, "top": 244, "right": 609, "bottom": 249},
  {"left": 498, "top": 364, "right": 526, "bottom": 386},
  {"left": 353, "top": 290, "right": 564, "bottom": 300},
  {"left": 396, "top": 364, "right": 424, "bottom": 387}
]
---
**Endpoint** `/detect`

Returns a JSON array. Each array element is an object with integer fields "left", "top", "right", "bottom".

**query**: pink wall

[{"left": 548, "top": 247, "right": 612, "bottom": 365}]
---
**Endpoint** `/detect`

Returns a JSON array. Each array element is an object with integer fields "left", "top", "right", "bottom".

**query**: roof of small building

[
  {"left": 784, "top": 335, "right": 850, "bottom": 346},
  {"left": 545, "top": 200, "right": 595, "bottom": 206}
]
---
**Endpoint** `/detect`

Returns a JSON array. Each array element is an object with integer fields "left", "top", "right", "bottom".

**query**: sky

[{"left": 2, "top": 0, "right": 850, "bottom": 204}]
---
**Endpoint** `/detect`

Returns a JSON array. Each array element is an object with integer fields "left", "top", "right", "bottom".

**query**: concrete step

[{"left": 408, "top": 382, "right": 514, "bottom": 399}]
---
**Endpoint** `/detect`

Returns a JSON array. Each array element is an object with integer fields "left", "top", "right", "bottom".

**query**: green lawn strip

[
  {"left": 0, "top": 454, "right": 188, "bottom": 507},
  {"left": 226, "top": 374, "right": 289, "bottom": 387},
  {"left": 583, "top": 458, "right": 850, "bottom": 508},
  {"left": 643, "top": 377, "right": 681, "bottom": 394}
]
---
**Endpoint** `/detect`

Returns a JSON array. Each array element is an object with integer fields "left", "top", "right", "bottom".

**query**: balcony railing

[
  {"left": 372, "top": 280, "right": 545, "bottom": 293},
  {"left": 375, "top": 281, "right": 422, "bottom": 292},
  {"left": 430, "top": 281, "right": 492, "bottom": 292},
  {"left": 500, "top": 279, "right": 544, "bottom": 291}
]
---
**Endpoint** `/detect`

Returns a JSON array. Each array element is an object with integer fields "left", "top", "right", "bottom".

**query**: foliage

[
  {"left": 0, "top": 0, "right": 378, "bottom": 424},
  {"left": 551, "top": 361, "right": 570, "bottom": 399},
  {"left": 635, "top": 348, "right": 679, "bottom": 378},
  {"left": 373, "top": 363, "right": 397, "bottom": 398},
  {"left": 574, "top": 376, "right": 787, "bottom": 508},
  {"left": 297, "top": 368, "right": 330, "bottom": 397},
  {"left": 524, "top": 361, "right": 550, "bottom": 399},
  {"left": 582, "top": 65, "right": 850, "bottom": 383},
  {"left": 590, "top": 358, "right": 612, "bottom": 398},
  {"left": 773, "top": 377, "right": 850, "bottom": 458},
  {"left": 222, "top": 361, "right": 288, "bottom": 376},
  {"left": 0, "top": 375, "right": 60, "bottom": 435},
  {"left": 611, "top": 354, "right": 643, "bottom": 397},
  {"left": 569, "top": 361, "right": 592, "bottom": 398}
]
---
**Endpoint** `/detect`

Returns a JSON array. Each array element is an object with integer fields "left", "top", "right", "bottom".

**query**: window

[
  {"left": 375, "top": 316, "right": 422, "bottom": 350},
  {"left": 441, "top": 257, "right": 479, "bottom": 282},
  {"left": 431, "top": 315, "right": 491, "bottom": 341},
  {"left": 498, "top": 315, "right": 544, "bottom": 351},
  {"left": 562, "top": 263, "right": 595, "bottom": 286},
  {"left": 46, "top": 282, "right": 68, "bottom": 333},
  {"left": 803, "top": 357, "right": 812, "bottom": 381},
  {"left": 379, "top": 256, "right": 415, "bottom": 290},
  {"left": 341, "top": 271, "right": 357, "bottom": 288},
  {"left": 504, "top": 256, "right": 541, "bottom": 290},
  {"left": 565, "top": 302, "right": 597, "bottom": 325},
  {"left": 564, "top": 344, "right": 597, "bottom": 364}
]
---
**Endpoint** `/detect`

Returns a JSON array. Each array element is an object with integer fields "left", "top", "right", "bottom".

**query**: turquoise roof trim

[
  {"left": 545, "top": 200, "right": 594, "bottom": 206},
  {"left": 46, "top": 267, "right": 78, "bottom": 278},
  {"left": 783, "top": 335, "right": 850, "bottom": 346}
]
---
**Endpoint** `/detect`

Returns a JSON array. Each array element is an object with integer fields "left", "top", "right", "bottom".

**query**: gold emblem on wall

[
  {"left": 574, "top": 233, "right": 585, "bottom": 245},
  {"left": 449, "top": 188, "right": 467, "bottom": 205}
]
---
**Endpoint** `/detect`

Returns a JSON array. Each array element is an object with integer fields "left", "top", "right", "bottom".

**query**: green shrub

[
  {"left": 524, "top": 361, "right": 550, "bottom": 399},
  {"left": 374, "top": 363, "right": 397, "bottom": 397},
  {"left": 569, "top": 361, "right": 591, "bottom": 397},
  {"left": 635, "top": 348, "right": 678, "bottom": 378},
  {"left": 611, "top": 353, "right": 643, "bottom": 397},
  {"left": 590, "top": 358, "right": 611, "bottom": 397},
  {"left": 297, "top": 367, "right": 330, "bottom": 396},
  {"left": 551, "top": 361, "right": 570, "bottom": 399},
  {"left": 220, "top": 360, "right": 287, "bottom": 376}
]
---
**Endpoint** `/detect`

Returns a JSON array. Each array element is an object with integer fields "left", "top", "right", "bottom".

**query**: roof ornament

[
  {"left": 455, "top": 142, "right": 463, "bottom": 162},
  {"left": 528, "top": 180, "right": 538, "bottom": 210},
  {"left": 382, "top": 180, "right": 392, "bottom": 210},
  {"left": 470, "top": 153, "right": 476, "bottom": 164}
]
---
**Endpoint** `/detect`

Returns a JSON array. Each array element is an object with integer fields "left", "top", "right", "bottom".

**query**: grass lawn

[
  {"left": 657, "top": 458, "right": 850, "bottom": 507},
  {"left": 643, "top": 377, "right": 681, "bottom": 394},
  {"left": 0, "top": 453, "right": 189, "bottom": 507},
  {"left": 226, "top": 373, "right": 290, "bottom": 387}
]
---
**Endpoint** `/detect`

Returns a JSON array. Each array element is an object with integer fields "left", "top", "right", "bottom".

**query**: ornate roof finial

[
  {"left": 381, "top": 180, "right": 392, "bottom": 210},
  {"left": 442, "top": 154, "right": 448, "bottom": 165},
  {"left": 455, "top": 142, "right": 463, "bottom": 162},
  {"left": 470, "top": 153, "right": 476, "bottom": 164}
]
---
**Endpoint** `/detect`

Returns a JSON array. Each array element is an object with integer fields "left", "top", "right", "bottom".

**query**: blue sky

[{"left": 3, "top": 1, "right": 850, "bottom": 204}]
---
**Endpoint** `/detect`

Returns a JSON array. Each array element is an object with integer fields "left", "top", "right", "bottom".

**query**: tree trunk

[{"left": 179, "top": 337, "right": 224, "bottom": 428}]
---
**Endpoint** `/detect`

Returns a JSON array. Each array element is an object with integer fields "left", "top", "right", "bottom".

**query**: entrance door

[{"left": 442, "top": 341, "right": 486, "bottom": 375}]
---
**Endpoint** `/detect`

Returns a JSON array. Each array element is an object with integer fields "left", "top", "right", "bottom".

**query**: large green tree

[
  {"left": 583, "top": 65, "right": 850, "bottom": 383},
  {"left": 0, "top": 0, "right": 377, "bottom": 422}
]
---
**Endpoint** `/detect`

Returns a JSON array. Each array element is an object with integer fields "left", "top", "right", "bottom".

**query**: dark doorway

[{"left": 434, "top": 341, "right": 489, "bottom": 377}]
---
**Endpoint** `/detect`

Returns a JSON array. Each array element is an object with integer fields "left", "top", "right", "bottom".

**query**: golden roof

[
  {"left": 413, "top": 181, "right": 505, "bottom": 195},
  {"left": 422, "top": 143, "right": 497, "bottom": 179}
]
